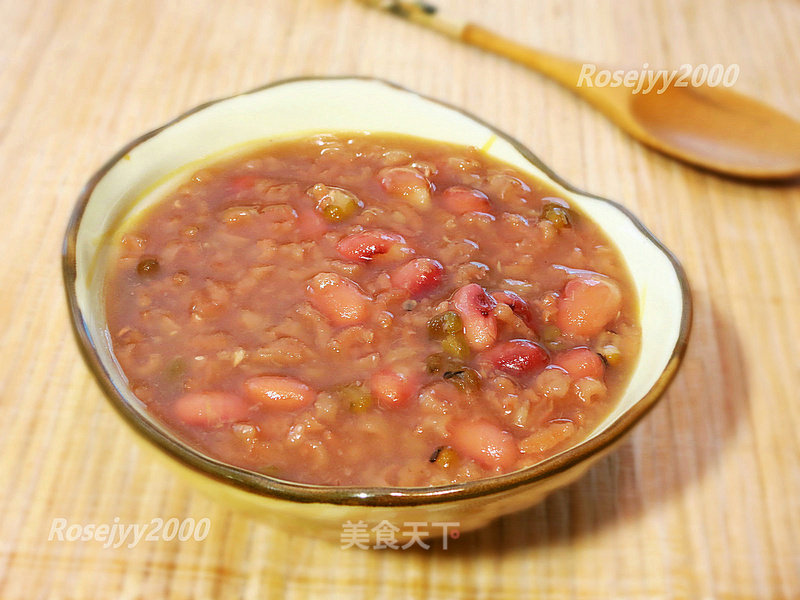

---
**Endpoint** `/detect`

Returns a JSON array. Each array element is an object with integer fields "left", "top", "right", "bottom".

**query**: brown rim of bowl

[{"left": 62, "top": 76, "right": 692, "bottom": 507}]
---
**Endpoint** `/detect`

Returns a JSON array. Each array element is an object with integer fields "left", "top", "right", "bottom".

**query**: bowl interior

[{"left": 69, "top": 77, "right": 688, "bottom": 489}]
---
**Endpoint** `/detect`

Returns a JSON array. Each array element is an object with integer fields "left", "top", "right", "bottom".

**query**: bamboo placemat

[{"left": 1, "top": 0, "right": 799, "bottom": 598}]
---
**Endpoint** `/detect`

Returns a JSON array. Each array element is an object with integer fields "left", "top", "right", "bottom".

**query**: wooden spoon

[{"left": 359, "top": 0, "right": 800, "bottom": 181}]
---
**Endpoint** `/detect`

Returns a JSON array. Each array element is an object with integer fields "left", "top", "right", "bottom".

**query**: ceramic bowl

[{"left": 63, "top": 77, "right": 691, "bottom": 541}]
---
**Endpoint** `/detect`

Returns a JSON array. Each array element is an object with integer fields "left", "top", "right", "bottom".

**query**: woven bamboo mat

[{"left": 1, "top": 0, "right": 799, "bottom": 597}]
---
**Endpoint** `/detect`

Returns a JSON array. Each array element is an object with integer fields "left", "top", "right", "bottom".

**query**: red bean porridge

[{"left": 106, "top": 133, "right": 640, "bottom": 487}]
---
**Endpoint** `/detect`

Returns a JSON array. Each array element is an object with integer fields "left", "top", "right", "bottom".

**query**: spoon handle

[
  {"left": 366, "top": 2, "right": 634, "bottom": 127},
  {"left": 369, "top": 0, "right": 584, "bottom": 88},
  {"left": 461, "top": 24, "right": 586, "bottom": 91},
  {"left": 460, "top": 23, "right": 639, "bottom": 126}
]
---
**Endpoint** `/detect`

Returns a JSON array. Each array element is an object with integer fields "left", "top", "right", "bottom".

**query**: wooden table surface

[{"left": 2, "top": 1, "right": 799, "bottom": 598}]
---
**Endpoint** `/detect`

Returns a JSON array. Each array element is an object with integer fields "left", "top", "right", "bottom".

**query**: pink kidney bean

[
  {"left": 307, "top": 272, "right": 370, "bottom": 326},
  {"left": 336, "top": 230, "right": 412, "bottom": 262},
  {"left": 448, "top": 419, "right": 518, "bottom": 471},
  {"left": 390, "top": 258, "right": 444, "bottom": 298},
  {"left": 173, "top": 391, "right": 251, "bottom": 428},
  {"left": 243, "top": 376, "right": 316, "bottom": 411},
  {"left": 438, "top": 185, "right": 492, "bottom": 215},
  {"left": 556, "top": 275, "right": 622, "bottom": 337},
  {"left": 451, "top": 283, "right": 498, "bottom": 351},
  {"left": 554, "top": 347, "right": 604, "bottom": 380},
  {"left": 370, "top": 369, "right": 419, "bottom": 409},
  {"left": 379, "top": 166, "right": 432, "bottom": 208},
  {"left": 295, "top": 204, "right": 329, "bottom": 240}
]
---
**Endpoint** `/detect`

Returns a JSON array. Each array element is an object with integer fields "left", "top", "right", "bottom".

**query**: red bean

[
  {"left": 243, "top": 376, "right": 316, "bottom": 411},
  {"left": 481, "top": 339, "right": 549, "bottom": 376},
  {"left": 555, "top": 276, "right": 622, "bottom": 337},
  {"left": 307, "top": 272, "right": 370, "bottom": 325},
  {"left": 452, "top": 283, "right": 498, "bottom": 351},
  {"left": 492, "top": 290, "right": 536, "bottom": 330},
  {"left": 448, "top": 419, "right": 518, "bottom": 471},
  {"left": 438, "top": 186, "right": 492, "bottom": 215},
  {"left": 554, "top": 347, "right": 604, "bottom": 380},
  {"left": 173, "top": 391, "right": 251, "bottom": 428},
  {"left": 390, "top": 258, "right": 444, "bottom": 298},
  {"left": 336, "top": 230, "right": 412, "bottom": 262},
  {"left": 370, "top": 370, "right": 418, "bottom": 409}
]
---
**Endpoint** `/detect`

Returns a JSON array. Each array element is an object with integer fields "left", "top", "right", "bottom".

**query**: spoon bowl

[{"left": 628, "top": 83, "right": 800, "bottom": 179}]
